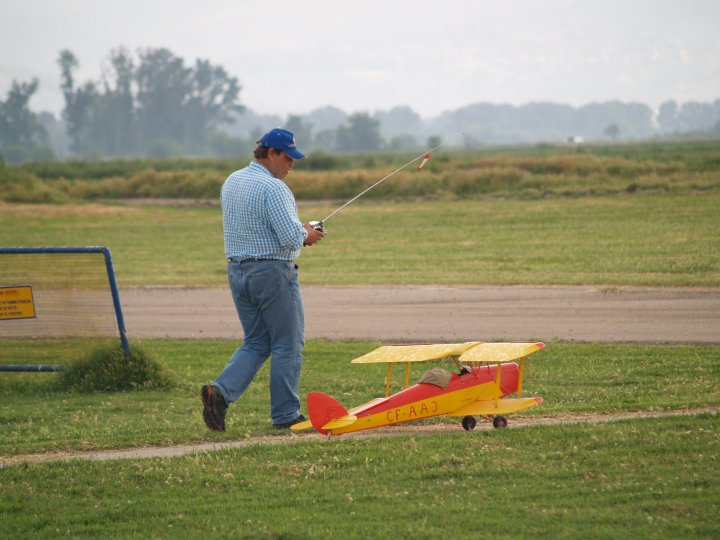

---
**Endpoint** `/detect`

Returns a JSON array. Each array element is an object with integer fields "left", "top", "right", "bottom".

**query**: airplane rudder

[{"left": 307, "top": 392, "right": 349, "bottom": 434}]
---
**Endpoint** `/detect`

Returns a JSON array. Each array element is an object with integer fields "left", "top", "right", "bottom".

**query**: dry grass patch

[{"left": 0, "top": 202, "right": 138, "bottom": 218}]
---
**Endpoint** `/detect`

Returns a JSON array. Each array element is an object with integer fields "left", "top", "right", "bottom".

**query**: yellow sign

[{"left": 0, "top": 286, "right": 36, "bottom": 320}]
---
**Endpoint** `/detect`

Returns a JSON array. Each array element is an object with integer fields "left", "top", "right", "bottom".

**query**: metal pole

[
  {"left": 0, "top": 364, "right": 64, "bottom": 372},
  {"left": 101, "top": 247, "right": 131, "bottom": 358}
]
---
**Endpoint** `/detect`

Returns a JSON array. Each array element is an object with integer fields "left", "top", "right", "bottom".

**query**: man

[{"left": 201, "top": 128, "right": 325, "bottom": 431}]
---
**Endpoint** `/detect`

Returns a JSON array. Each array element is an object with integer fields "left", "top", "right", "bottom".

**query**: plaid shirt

[{"left": 221, "top": 161, "right": 306, "bottom": 261}]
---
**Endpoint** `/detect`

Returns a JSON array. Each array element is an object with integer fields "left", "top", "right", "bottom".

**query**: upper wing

[
  {"left": 351, "top": 341, "right": 544, "bottom": 365},
  {"left": 449, "top": 397, "right": 543, "bottom": 417},
  {"left": 351, "top": 342, "right": 483, "bottom": 364},
  {"left": 459, "top": 342, "right": 544, "bottom": 364}
]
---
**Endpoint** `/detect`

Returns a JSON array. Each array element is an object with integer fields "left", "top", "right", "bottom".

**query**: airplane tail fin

[{"left": 307, "top": 392, "right": 357, "bottom": 434}]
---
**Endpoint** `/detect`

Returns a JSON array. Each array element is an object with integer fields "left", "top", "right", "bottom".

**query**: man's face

[{"left": 267, "top": 149, "right": 295, "bottom": 179}]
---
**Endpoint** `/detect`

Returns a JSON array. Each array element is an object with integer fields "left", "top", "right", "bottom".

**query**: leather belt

[{"left": 227, "top": 257, "right": 274, "bottom": 263}]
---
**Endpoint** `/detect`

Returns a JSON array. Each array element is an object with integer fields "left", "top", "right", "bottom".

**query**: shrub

[
  {"left": 58, "top": 342, "right": 176, "bottom": 392},
  {"left": 0, "top": 168, "right": 65, "bottom": 203},
  {"left": 2, "top": 145, "right": 30, "bottom": 164},
  {"left": 147, "top": 139, "right": 185, "bottom": 158}
]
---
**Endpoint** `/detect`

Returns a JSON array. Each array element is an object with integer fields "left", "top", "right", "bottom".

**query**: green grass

[
  {"left": 1, "top": 340, "right": 718, "bottom": 456},
  {"left": 1, "top": 141, "right": 719, "bottom": 537},
  {"left": 1, "top": 415, "right": 717, "bottom": 538},
  {"left": 2, "top": 340, "right": 718, "bottom": 538},
  {"left": 2, "top": 193, "right": 719, "bottom": 286}
]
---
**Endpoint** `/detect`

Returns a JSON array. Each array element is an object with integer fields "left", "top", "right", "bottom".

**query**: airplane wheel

[
  {"left": 493, "top": 416, "right": 508, "bottom": 429},
  {"left": 461, "top": 416, "right": 477, "bottom": 431}
]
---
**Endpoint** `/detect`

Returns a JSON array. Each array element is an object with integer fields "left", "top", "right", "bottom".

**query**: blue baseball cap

[{"left": 259, "top": 128, "right": 306, "bottom": 160}]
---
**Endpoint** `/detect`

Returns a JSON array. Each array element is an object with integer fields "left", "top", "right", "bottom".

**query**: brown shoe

[{"left": 201, "top": 384, "right": 228, "bottom": 431}]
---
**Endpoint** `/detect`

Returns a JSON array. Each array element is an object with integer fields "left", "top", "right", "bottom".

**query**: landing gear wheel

[
  {"left": 461, "top": 415, "right": 477, "bottom": 431},
  {"left": 492, "top": 416, "right": 508, "bottom": 429}
]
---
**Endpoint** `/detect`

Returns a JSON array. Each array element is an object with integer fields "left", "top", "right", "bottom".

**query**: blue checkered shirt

[{"left": 221, "top": 161, "right": 306, "bottom": 261}]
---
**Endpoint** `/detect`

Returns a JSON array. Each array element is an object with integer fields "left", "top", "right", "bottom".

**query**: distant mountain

[{"left": 225, "top": 99, "right": 720, "bottom": 149}]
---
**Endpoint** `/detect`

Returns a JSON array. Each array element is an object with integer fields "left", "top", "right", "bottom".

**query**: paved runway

[{"left": 121, "top": 285, "right": 720, "bottom": 343}]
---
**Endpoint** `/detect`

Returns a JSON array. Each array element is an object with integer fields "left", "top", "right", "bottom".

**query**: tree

[
  {"left": 58, "top": 50, "right": 78, "bottom": 107},
  {"left": 335, "top": 112, "right": 383, "bottom": 152},
  {"left": 134, "top": 49, "right": 243, "bottom": 153},
  {"left": 208, "top": 131, "right": 252, "bottom": 157},
  {"left": 576, "top": 102, "right": 643, "bottom": 140},
  {"left": 389, "top": 134, "right": 419, "bottom": 151},
  {"left": 97, "top": 48, "right": 136, "bottom": 156},
  {"left": 313, "top": 128, "right": 336, "bottom": 151},
  {"left": 304, "top": 106, "right": 347, "bottom": 131},
  {"left": 285, "top": 115, "right": 313, "bottom": 149},
  {"left": 426, "top": 135, "right": 442, "bottom": 149},
  {"left": 0, "top": 79, "right": 48, "bottom": 147},
  {"left": 57, "top": 47, "right": 244, "bottom": 157},
  {"left": 38, "top": 111, "right": 70, "bottom": 156},
  {"left": 603, "top": 123, "right": 620, "bottom": 140},
  {"left": 58, "top": 49, "right": 100, "bottom": 155},
  {"left": 135, "top": 48, "right": 192, "bottom": 150},
  {"left": 0, "top": 78, "right": 49, "bottom": 162},
  {"left": 183, "top": 59, "right": 244, "bottom": 152},
  {"left": 374, "top": 106, "right": 422, "bottom": 137},
  {"left": 675, "top": 101, "right": 717, "bottom": 132},
  {"left": 657, "top": 100, "right": 679, "bottom": 133}
]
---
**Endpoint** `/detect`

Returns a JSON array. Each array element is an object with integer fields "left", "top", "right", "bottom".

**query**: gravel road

[{"left": 121, "top": 285, "right": 720, "bottom": 343}]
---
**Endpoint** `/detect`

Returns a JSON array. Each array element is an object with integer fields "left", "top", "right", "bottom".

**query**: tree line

[
  {"left": 57, "top": 48, "right": 243, "bottom": 158},
  {"left": 1, "top": 47, "right": 719, "bottom": 163}
]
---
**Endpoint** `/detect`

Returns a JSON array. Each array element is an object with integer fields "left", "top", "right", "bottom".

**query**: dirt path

[
  {"left": 2, "top": 407, "right": 716, "bottom": 467},
  {"left": 122, "top": 285, "right": 720, "bottom": 343}
]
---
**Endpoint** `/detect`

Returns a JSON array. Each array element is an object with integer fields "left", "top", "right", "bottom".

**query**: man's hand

[{"left": 303, "top": 222, "right": 326, "bottom": 246}]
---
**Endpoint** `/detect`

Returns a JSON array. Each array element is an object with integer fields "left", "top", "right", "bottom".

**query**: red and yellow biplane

[{"left": 292, "top": 341, "right": 545, "bottom": 436}]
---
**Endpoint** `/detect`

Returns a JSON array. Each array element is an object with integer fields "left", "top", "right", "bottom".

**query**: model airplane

[{"left": 291, "top": 341, "right": 545, "bottom": 436}]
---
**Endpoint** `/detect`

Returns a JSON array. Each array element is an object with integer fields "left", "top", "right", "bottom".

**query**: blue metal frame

[
  {"left": 1, "top": 364, "right": 64, "bottom": 372},
  {"left": 0, "top": 246, "right": 131, "bottom": 372}
]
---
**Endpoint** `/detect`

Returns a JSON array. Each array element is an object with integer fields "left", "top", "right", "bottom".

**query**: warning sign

[{"left": 0, "top": 286, "right": 36, "bottom": 320}]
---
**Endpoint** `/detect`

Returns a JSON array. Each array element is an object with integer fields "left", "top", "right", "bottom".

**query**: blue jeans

[{"left": 214, "top": 260, "right": 304, "bottom": 425}]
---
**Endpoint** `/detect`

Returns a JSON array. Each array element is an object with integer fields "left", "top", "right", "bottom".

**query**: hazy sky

[{"left": 1, "top": 0, "right": 718, "bottom": 119}]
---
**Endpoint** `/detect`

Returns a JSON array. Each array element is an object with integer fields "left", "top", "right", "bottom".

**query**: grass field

[
  {"left": 1, "top": 193, "right": 719, "bottom": 287},
  {"left": 1, "top": 340, "right": 718, "bottom": 455},
  {"left": 2, "top": 415, "right": 717, "bottom": 538},
  {"left": 1, "top": 340, "right": 719, "bottom": 538},
  {"left": 2, "top": 142, "right": 719, "bottom": 537}
]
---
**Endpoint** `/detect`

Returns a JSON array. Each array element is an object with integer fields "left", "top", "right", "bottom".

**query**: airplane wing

[
  {"left": 321, "top": 415, "right": 358, "bottom": 430},
  {"left": 458, "top": 342, "right": 544, "bottom": 364},
  {"left": 290, "top": 419, "right": 314, "bottom": 431},
  {"left": 351, "top": 342, "right": 483, "bottom": 364},
  {"left": 288, "top": 415, "right": 359, "bottom": 431},
  {"left": 449, "top": 397, "right": 543, "bottom": 417}
]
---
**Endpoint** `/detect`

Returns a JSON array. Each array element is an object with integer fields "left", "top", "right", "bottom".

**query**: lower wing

[{"left": 449, "top": 397, "right": 543, "bottom": 417}]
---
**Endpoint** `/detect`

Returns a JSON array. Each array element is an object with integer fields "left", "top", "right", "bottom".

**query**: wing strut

[{"left": 451, "top": 355, "right": 462, "bottom": 371}]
